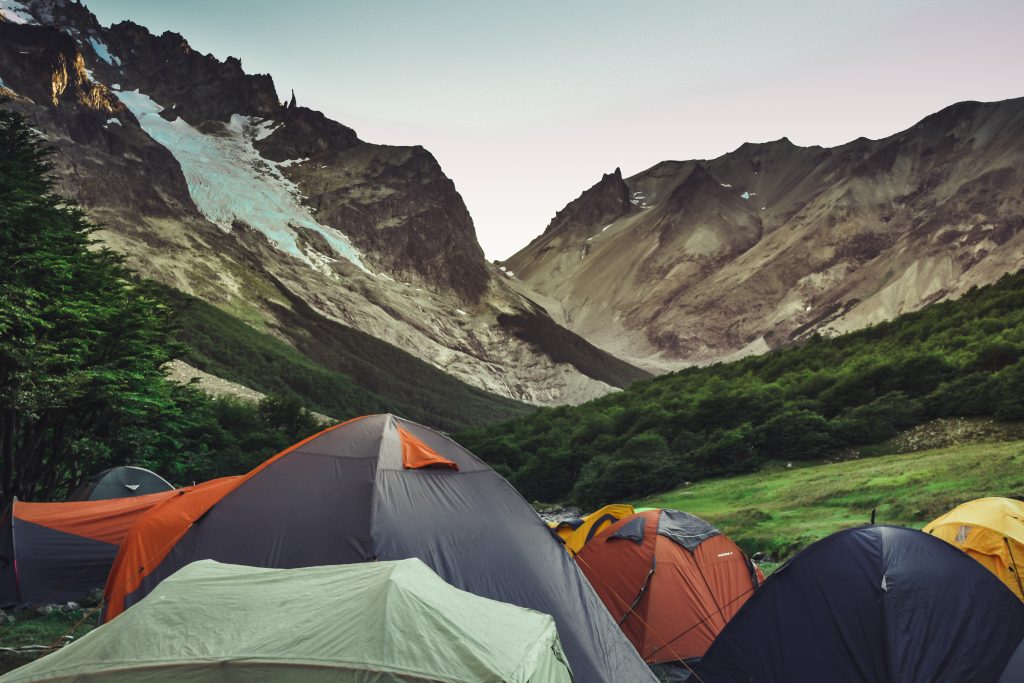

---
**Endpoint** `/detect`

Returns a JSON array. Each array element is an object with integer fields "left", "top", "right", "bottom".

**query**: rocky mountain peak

[
  {"left": 0, "top": 22, "right": 121, "bottom": 112},
  {"left": 254, "top": 105, "right": 359, "bottom": 161},
  {"left": 541, "top": 166, "right": 634, "bottom": 238},
  {"left": 102, "top": 21, "right": 280, "bottom": 124},
  {"left": 507, "top": 96, "right": 1024, "bottom": 371}
]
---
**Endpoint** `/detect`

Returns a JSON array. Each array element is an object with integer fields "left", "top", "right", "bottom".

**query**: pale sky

[{"left": 86, "top": 0, "right": 1024, "bottom": 259}]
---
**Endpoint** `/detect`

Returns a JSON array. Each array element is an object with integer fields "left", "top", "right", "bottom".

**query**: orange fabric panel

[
  {"left": 576, "top": 510, "right": 760, "bottom": 664},
  {"left": 398, "top": 426, "right": 458, "bottom": 470},
  {"left": 648, "top": 535, "right": 759, "bottom": 661},
  {"left": 104, "top": 417, "right": 368, "bottom": 621},
  {"left": 635, "top": 532, "right": 724, "bottom": 661},
  {"left": 576, "top": 510, "right": 660, "bottom": 653},
  {"left": 103, "top": 476, "right": 240, "bottom": 621},
  {"left": 14, "top": 490, "right": 177, "bottom": 545}
]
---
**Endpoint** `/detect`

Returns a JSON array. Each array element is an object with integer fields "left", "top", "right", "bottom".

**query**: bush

[
  {"left": 757, "top": 410, "right": 833, "bottom": 460},
  {"left": 571, "top": 433, "right": 680, "bottom": 507}
]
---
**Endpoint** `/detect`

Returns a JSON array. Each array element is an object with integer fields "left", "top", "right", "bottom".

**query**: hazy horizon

[{"left": 86, "top": 0, "right": 1024, "bottom": 259}]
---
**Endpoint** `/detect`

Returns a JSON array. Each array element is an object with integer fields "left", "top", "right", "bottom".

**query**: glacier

[{"left": 115, "top": 89, "right": 369, "bottom": 274}]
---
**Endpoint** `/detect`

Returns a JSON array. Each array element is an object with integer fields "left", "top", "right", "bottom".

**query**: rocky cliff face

[
  {"left": 505, "top": 98, "right": 1024, "bottom": 371},
  {"left": 0, "top": 0, "right": 643, "bottom": 405}
]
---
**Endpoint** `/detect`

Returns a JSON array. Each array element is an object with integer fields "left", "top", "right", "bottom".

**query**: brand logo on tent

[
  {"left": 717, "top": 551, "right": 734, "bottom": 558},
  {"left": 124, "top": 484, "right": 141, "bottom": 491}
]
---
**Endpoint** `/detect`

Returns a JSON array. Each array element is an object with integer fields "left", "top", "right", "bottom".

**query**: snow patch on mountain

[
  {"left": 87, "top": 36, "right": 120, "bottom": 65},
  {"left": 115, "top": 89, "right": 368, "bottom": 274},
  {"left": 0, "top": 0, "right": 35, "bottom": 24}
]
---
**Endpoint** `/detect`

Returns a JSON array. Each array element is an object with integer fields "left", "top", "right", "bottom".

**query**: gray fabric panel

[
  {"left": 12, "top": 520, "right": 117, "bottom": 605},
  {"left": 286, "top": 414, "right": 387, "bottom": 457},
  {"left": 657, "top": 509, "right": 720, "bottom": 552},
  {"left": 126, "top": 450, "right": 379, "bottom": 612},
  {"left": 69, "top": 466, "right": 174, "bottom": 501},
  {"left": 372, "top": 467, "right": 656, "bottom": 683},
  {"left": 609, "top": 515, "right": 646, "bottom": 543},
  {"left": 1001, "top": 637, "right": 1024, "bottom": 683}
]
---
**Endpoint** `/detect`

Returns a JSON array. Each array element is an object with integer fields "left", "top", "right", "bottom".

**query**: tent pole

[{"left": 1005, "top": 537, "right": 1024, "bottom": 598}]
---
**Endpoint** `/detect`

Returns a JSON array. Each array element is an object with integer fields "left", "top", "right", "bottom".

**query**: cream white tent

[{"left": 1, "top": 559, "right": 573, "bottom": 682}]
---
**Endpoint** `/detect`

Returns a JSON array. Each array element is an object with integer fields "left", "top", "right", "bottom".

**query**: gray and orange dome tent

[
  {"left": 103, "top": 414, "right": 656, "bottom": 683},
  {"left": 574, "top": 509, "right": 762, "bottom": 678}
]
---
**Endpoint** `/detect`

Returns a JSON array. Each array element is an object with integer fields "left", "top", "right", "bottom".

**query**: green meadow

[{"left": 640, "top": 434, "right": 1024, "bottom": 563}]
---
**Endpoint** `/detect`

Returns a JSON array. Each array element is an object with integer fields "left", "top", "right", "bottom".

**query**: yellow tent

[
  {"left": 924, "top": 497, "right": 1024, "bottom": 601},
  {"left": 549, "top": 504, "right": 634, "bottom": 556}
]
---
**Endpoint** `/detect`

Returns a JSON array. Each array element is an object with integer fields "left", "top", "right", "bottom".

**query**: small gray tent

[
  {"left": 67, "top": 466, "right": 173, "bottom": 501},
  {"left": 1, "top": 559, "right": 574, "bottom": 682}
]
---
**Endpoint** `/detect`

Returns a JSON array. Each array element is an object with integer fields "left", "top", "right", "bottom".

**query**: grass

[
  {"left": 0, "top": 609, "right": 99, "bottom": 674},
  {"left": 638, "top": 438, "right": 1024, "bottom": 562}
]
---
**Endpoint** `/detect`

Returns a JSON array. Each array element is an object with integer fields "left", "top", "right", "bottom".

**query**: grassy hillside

[
  {"left": 638, "top": 434, "right": 1024, "bottom": 562},
  {"left": 164, "top": 288, "right": 532, "bottom": 433},
  {"left": 458, "top": 270, "right": 1024, "bottom": 505}
]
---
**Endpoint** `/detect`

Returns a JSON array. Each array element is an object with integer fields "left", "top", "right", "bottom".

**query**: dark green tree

[{"left": 0, "top": 110, "right": 179, "bottom": 508}]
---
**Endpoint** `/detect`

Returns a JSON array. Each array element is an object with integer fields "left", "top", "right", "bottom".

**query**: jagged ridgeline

[
  {"left": 458, "top": 271, "right": 1024, "bottom": 506},
  {"left": 504, "top": 99, "right": 1024, "bottom": 372}
]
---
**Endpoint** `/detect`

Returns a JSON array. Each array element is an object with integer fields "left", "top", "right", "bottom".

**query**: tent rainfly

[
  {"left": 693, "top": 526, "right": 1024, "bottom": 682},
  {"left": 924, "top": 496, "right": 1024, "bottom": 601},
  {"left": 0, "top": 558, "right": 574, "bottom": 682},
  {"left": 103, "top": 414, "right": 655, "bottom": 683},
  {"left": 67, "top": 466, "right": 174, "bottom": 501},
  {"left": 575, "top": 509, "right": 762, "bottom": 679},
  {"left": 0, "top": 491, "right": 175, "bottom": 607}
]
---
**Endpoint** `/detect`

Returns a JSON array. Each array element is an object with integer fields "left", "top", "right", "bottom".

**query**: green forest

[{"left": 457, "top": 274, "right": 1024, "bottom": 507}]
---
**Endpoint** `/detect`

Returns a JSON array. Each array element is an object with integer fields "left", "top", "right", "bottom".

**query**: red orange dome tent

[{"left": 574, "top": 508, "right": 762, "bottom": 679}]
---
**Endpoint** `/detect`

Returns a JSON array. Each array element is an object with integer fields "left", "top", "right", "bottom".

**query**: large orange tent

[
  {"left": 924, "top": 496, "right": 1024, "bottom": 600},
  {"left": 574, "top": 508, "right": 762, "bottom": 679}
]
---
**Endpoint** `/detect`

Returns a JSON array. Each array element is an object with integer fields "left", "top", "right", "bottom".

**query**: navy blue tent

[
  {"left": 694, "top": 525, "right": 1024, "bottom": 682},
  {"left": 1002, "top": 638, "right": 1024, "bottom": 683}
]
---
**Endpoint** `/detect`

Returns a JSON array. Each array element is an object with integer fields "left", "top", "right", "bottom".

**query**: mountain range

[
  {"left": 2, "top": 0, "right": 1023, "bottom": 419},
  {"left": 505, "top": 98, "right": 1024, "bottom": 371},
  {"left": 0, "top": 0, "right": 646, "bottom": 425}
]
